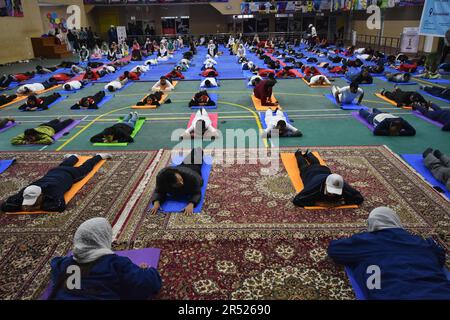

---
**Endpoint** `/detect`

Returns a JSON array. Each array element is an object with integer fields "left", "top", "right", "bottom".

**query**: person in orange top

[
  {"left": 119, "top": 71, "right": 141, "bottom": 81},
  {"left": 276, "top": 67, "right": 297, "bottom": 78},
  {"left": 165, "top": 67, "right": 185, "bottom": 80},
  {"left": 301, "top": 66, "right": 321, "bottom": 77},
  {"left": 201, "top": 68, "right": 218, "bottom": 77},
  {"left": 83, "top": 68, "right": 101, "bottom": 81},
  {"left": 397, "top": 62, "right": 417, "bottom": 73},
  {"left": 258, "top": 69, "right": 276, "bottom": 77}
]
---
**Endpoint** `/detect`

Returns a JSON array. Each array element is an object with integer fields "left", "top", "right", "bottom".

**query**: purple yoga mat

[
  {"left": 53, "top": 119, "right": 82, "bottom": 140},
  {"left": 412, "top": 111, "right": 444, "bottom": 128},
  {"left": 351, "top": 112, "right": 374, "bottom": 131},
  {"left": 40, "top": 248, "right": 161, "bottom": 300},
  {"left": 0, "top": 121, "right": 17, "bottom": 133}
]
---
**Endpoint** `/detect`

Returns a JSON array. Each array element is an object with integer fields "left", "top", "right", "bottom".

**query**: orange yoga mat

[
  {"left": 131, "top": 93, "right": 169, "bottom": 109},
  {"left": 375, "top": 93, "right": 412, "bottom": 110},
  {"left": 251, "top": 94, "right": 282, "bottom": 111},
  {"left": 6, "top": 156, "right": 106, "bottom": 215},
  {"left": 0, "top": 85, "right": 62, "bottom": 110},
  {"left": 280, "top": 152, "right": 358, "bottom": 210},
  {"left": 301, "top": 77, "right": 331, "bottom": 87}
]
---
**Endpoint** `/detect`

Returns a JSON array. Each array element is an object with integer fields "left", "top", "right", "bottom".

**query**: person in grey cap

[
  {"left": 1, "top": 154, "right": 112, "bottom": 213},
  {"left": 292, "top": 149, "right": 363, "bottom": 207},
  {"left": 328, "top": 207, "right": 450, "bottom": 299},
  {"left": 423, "top": 148, "right": 450, "bottom": 191}
]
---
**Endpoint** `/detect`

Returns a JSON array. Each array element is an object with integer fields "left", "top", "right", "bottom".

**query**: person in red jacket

[
  {"left": 49, "top": 73, "right": 73, "bottom": 83},
  {"left": 165, "top": 67, "right": 185, "bottom": 80},
  {"left": 13, "top": 72, "right": 35, "bottom": 82},
  {"left": 254, "top": 79, "right": 278, "bottom": 106},
  {"left": 276, "top": 67, "right": 297, "bottom": 78},
  {"left": 119, "top": 71, "right": 141, "bottom": 81},
  {"left": 83, "top": 68, "right": 100, "bottom": 81},
  {"left": 201, "top": 68, "right": 218, "bottom": 77},
  {"left": 18, "top": 93, "right": 61, "bottom": 111},
  {"left": 301, "top": 66, "right": 321, "bottom": 77},
  {"left": 328, "top": 65, "right": 348, "bottom": 74},
  {"left": 397, "top": 62, "right": 417, "bottom": 73},
  {"left": 258, "top": 69, "right": 276, "bottom": 77}
]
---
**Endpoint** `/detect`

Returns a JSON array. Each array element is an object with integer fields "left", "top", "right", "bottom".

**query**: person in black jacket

[
  {"left": 188, "top": 91, "right": 216, "bottom": 108},
  {"left": 71, "top": 91, "right": 105, "bottom": 110},
  {"left": 413, "top": 101, "right": 450, "bottom": 131},
  {"left": 90, "top": 112, "right": 140, "bottom": 143},
  {"left": 149, "top": 148, "right": 204, "bottom": 215},
  {"left": 0, "top": 117, "right": 15, "bottom": 129},
  {"left": 292, "top": 150, "right": 364, "bottom": 208},
  {"left": 380, "top": 87, "right": 427, "bottom": 108},
  {"left": 1, "top": 154, "right": 111, "bottom": 213},
  {"left": 136, "top": 91, "right": 170, "bottom": 107},
  {"left": 18, "top": 93, "right": 61, "bottom": 111},
  {"left": 0, "top": 94, "right": 17, "bottom": 106},
  {"left": 358, "top": 108, "right": 416, "bottom": 136}
]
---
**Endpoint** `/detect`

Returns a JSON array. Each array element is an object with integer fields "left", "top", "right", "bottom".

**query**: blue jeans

[{"left": 123, "top": 113, "right": 138, "bottom": 129}]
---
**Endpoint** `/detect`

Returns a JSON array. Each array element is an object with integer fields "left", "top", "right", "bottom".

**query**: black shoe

[
  {"left": 294, "top": 149, "right": 302, "bottom": 158},
  {"left": 166, "top": 99, "right": 172, "bottom": 104},
  {"left": 423, "top": 147, "right": 433, "bottom": 158},
  {"left": 433, "top": 149, "right": 443, "bottom": 159}
]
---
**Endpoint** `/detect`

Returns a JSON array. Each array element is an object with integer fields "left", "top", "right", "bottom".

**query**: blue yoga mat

[
  {"left": 191, "top": 93, "right": 218, "bottom": 109},
  {"left": 421, "top": 78, "right": 450, "bottom": 84},
  {"left": 418, "top": 90, "right": 450, "bottom": 104},
  {"left": 105, "top": 81, "right": 134, "bottom": 94},
  {"left": 402, "top": 154, "right": 450, "bottom": 200},
  {"left": 344, "top": 78, "right": 376, "bottom": 86},
  {"left": 149, "top": 155, "right": 213, "bottom": 213},
  {"left": 72, "top": 94, "right": 114, "bottom": 110},
  {"left": 346, "top": 265, "right": 450, "bottom": 300},
  {"left": 19, "top": 95, "right": 67, "bottom": 112},
  {"left": 379, "top": 76, "right": 417, "bottom": 85},
  {"left": 0, "top": 159, "right": 15, "bottom": 174},
  {"left": 325, "top": 93, "right": 368, "bottom": 111},
  {"left": 259, "top": 111, "right": 292, "bottom": 129}
]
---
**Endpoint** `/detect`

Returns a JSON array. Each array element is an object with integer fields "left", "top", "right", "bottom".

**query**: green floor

[{"left": 0, "top": 67, "right": 449, "bottom": 155}]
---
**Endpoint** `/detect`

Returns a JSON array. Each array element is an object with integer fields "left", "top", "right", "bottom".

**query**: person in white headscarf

[
  {"left": 327, "top": 207, "right": 450, "bottom": 300},
  {"left": 49, "top": 217, "right": 162, "bottom": 300}
]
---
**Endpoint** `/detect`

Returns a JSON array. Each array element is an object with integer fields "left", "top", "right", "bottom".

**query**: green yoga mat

[{"left": 92, "top": 117, "right": 146, "bottom": 147}]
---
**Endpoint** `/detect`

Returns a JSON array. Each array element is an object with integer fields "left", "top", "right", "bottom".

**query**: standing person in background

[
  {"left": 308, "top": 24, "right": 317, "bottom": 45},
  {"left": 108, "top": 25, "right": 117, "bottom": 45},
  {"left": 87, "top": 26, "right": 95, "bottom": 50},
  {"left": 441, "top": 29, "right": 450, "bottom": 64},
  {"left": 67, "top": 29, "right": 76, "bottom": 53}
]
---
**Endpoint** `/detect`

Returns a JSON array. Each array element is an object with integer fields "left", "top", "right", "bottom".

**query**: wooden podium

[{"left": 31, "top": 37, "right": 72, "bottom": 59}]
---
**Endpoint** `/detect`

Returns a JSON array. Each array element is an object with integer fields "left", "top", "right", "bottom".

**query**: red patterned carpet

[{"left": 0, "top": 146, "right": 449, "bottom": 300}]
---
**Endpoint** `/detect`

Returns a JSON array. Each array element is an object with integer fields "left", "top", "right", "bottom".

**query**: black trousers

[
  {"left": 58, "top": 155, "right": 103, "bottom": 182},
  {"left": 180, "top": 148, "right": 203, "bottom": 175},
  {"left": 41, "top": 119, "right": 74, "bottom": 133},
  {"left": 0, "top": 118, "right": 9, "bottom": 129},
  {"left": 295, "top": 152, "right": 320, "bottom": 181}
]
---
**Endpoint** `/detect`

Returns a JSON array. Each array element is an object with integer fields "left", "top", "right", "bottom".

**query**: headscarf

[
  {"left": 367, "top": 207, "right": 403, "bottom": 232},
  {"left": 73, "top": 217, "right": 114, "bottom": 263}
]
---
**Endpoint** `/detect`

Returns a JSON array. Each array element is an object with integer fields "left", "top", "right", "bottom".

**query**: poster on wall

[
  {"left": 419, "top": 0, "right": 450, "bottom": 37},
  {"left": 400, "top": 27, "right": 420, "bottom": 53},
  {"left": 0, "top": 0, "right": 24, "bottom": 17},
  {"left": 116, "top": 26, "right": 127, "bottom": 44}
]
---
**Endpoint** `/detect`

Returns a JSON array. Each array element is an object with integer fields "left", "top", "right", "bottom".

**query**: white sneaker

[
  {"left": 64, "top": 154, "right": 79, "bottom": 159},
  {"left": 96, "top": 153, "right": 112, "bottom": 160},
  {"left": 133, "top": 112, "right": 139, "bottom": 118}
]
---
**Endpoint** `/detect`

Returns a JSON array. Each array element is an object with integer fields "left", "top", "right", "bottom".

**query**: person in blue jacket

[
  {"left": 328, "top": 207, "right": 450, "bottom": 300},
  {"left": 49, "top": 217, "right": 162, "bottom": 300}
]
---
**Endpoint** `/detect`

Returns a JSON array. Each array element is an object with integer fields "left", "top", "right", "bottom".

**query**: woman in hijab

[
  {"left": 328, "top": 207, "right": 450, "bottom": 300},
  {"left": 49, "top": 217, "right": 162, "bottom": 300}
]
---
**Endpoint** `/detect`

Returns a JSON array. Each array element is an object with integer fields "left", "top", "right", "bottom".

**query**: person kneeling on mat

[
  {"left": 137, "top": 91, "right": 170, "bottom": 107},
  {"left": 200, "top": 77, "right": 218, "bottom": 88},
  {"left": 358, "top": 108, "right": 416, "bottom": 136},
  {"left": 71, "top": 91, "right": 106, "bottom": 110},
  {"left": 423, "top": 148, "right": 450, "bottom": 191},
  {"left": 254, "top": 78, "right": 278, "bottom": 106},
  {"left": 328, "top": 206, "right": 450, "bottom": 299},
  {"left": 152, "top": 76, "right": 174, "bottom": 92},
  {"left": 11, "top": 118, "right": 75, "bottom": 145},
  {"left": 49, "top": 217, "right": 162, "bottom": 300},
  {"left": 105, "top": 78, "right": 128, "bottom": 93},
  {"left": 150, "top": 148, "right": 204, "bottom": 215},
  {"left": 412, "top": 101, "right": 450, "bottom": 131},
  {"left": 189, "top": 91, "right": 215, "bottom": 108},
  {"left": 18, "top": 93, "right": 61, "bottom": 111},
  {"left": 1, "top": 153, "right": 112, "bottom": 213},
  {"left": 182, "top": 108, "right": 218, "bottom": 139},
  {"left": 262, "top": 108, "right": 302, "bottom": 138},
  {"left": 332, "top": 82, "right": 364, "bottom": 106},
  {"left": 90, "top": 112, "right": 140, "bottom": 143},
  {"left": 292, "top": 149, "right": 364, "bottom": 207}
]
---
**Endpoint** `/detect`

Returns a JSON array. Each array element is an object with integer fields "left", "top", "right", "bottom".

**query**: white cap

[
  {"left": 325, "top": 174, "right": 344, "bottom": 195},
  {"left": 22, "top": 185, "right": 42, "bottom": 206},
  {"left": 309, "top": 24, "right": 313, "bottom": 28}
]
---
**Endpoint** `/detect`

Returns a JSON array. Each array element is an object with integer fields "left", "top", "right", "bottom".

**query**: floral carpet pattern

[{"left": 0, "top": 146, "right": 449, "bottom": 300}]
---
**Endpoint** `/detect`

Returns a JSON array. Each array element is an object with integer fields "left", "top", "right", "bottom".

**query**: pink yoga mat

[
  {"left": 187, "top": 113, "right": 218, "bottom": 128},
  {"left": 40, "top": 248, "right": 161, "bottom": 300}
]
